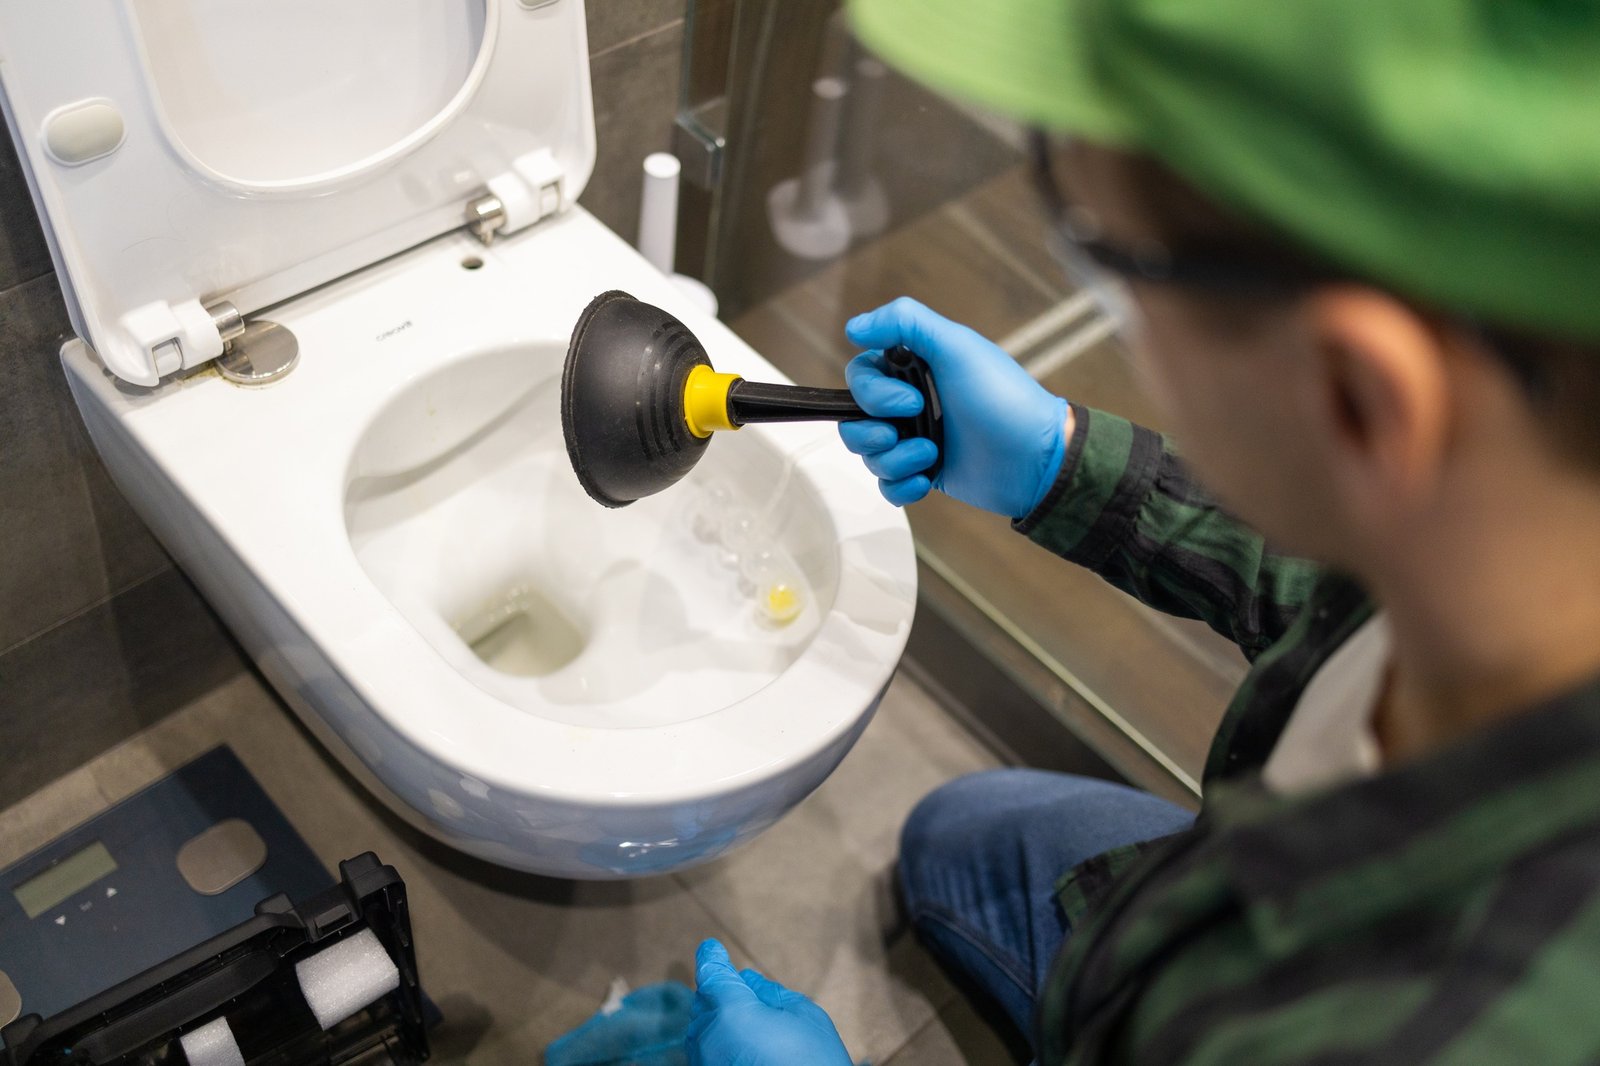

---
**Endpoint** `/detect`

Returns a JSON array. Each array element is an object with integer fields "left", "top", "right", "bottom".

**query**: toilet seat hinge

[
  {"left": 205, "top": 300, "right": 300, "bottom": 386},
  {"left": 208, "top": 300, "right": 247, "bottom": 348},
  {"left": 468, "top": 149, "right": 566, "bottom": 246},
  {"left": 466, "top": 195, "right": 507, "bottom": 245},
  {"left": 112, "top": 298, "right": 299, "bottom": 386},
  {"left": 117, "top": 297, "right": 231, "bottom": 381}
]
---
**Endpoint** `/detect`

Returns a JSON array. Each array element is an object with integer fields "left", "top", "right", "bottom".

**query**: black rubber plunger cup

[{"left": 561, "top": 290, "right": 942, "bottom": 508}]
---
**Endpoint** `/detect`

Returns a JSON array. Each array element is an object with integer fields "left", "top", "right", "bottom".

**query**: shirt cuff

[{"left": 1011, "top": 404, "right": 1164, "bottom": 571}]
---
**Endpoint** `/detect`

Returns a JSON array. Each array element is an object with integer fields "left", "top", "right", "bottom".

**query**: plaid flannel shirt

[{"left": 1014, "top": 405, "right": 1600, "bottom": 1065}]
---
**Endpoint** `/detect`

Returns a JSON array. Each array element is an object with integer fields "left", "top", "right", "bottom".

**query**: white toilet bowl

[
  {"left": 5, "top": 0, "right": 918, "bottom": 877},
  {"left": 61, "top": 211, "right": 917, "bottom": 878}
]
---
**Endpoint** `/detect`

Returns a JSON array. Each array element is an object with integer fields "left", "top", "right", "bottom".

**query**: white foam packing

[
  {"left": 293, "top": 927, "right": 401, "bottom": 1031},
  {"left": 179, "top": 1016, "right": 246, "bottom": 1066}
]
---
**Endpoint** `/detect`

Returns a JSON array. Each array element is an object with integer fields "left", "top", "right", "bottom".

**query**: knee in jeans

[
  {"left": 898, "top": 774, "right": 974, "bottom": 904},
  {"left": 901, "top": 770, "right": 1044, "bottom": 847},
  {"left": 901, "top": 773, "right": 982, "bottom": 857},
  {"left": 897, "top": 770, "right": 1035, "bottom": 903}
]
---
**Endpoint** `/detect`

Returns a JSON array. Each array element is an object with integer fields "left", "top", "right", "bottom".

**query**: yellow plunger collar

[{"left": 683, "top": 364, "right": 742, "bottom": 438}]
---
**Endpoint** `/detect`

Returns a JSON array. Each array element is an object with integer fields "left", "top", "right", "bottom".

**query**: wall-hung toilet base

[
  {"left": 6, "top": 0, "right": 916, "bottom": 879},
  {"left": 61, "top": 210, "right": 917, "bottom": 879}
]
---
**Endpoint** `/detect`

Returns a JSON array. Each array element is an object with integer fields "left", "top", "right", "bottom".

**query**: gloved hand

[
  {"left": 685, "top": 939, "right": 852, "bottom": 1066},
  {"left": 839, "top": 297, "right": 1070, "bottom": 517}
]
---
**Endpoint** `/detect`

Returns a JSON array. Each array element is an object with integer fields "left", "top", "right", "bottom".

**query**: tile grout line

[
  {"left": 1019, "top": 313, "right": 1118, "bottom": 382},
  {"left": 672, "top": 869, "right": 953, "bottom": 1065},
  {"left": 768, "top": 298, "right": 850, "bottom": 367},
  {"left": 590, "top": 17, "right": 685, "bottom": 60},
  {"left": 0, "top": 603, "right": 226, "bottom": 838},
  {"left": 0, "top": 774, "right": 99, "bottom": 868},
  {"left": 916, "top": 544, "right": 1204, "bottom": 798},
  {"left": 943, "top": 200, "right": 1067, "bottom": 303},
  {"left": 996, "top": 291, "right": 1097, "bottom": 359},
  {"left": 0, "top": 262, "right": 57, "bottom": 301},
  {"left": 669, "top": 869, "right": 773, "bottom": 978},
  {"left": 0, "top": 561, "right": 173, "bottom": 659},
  {"left": 877, "top": 1008, "right": 944, "bottom": 1066}
]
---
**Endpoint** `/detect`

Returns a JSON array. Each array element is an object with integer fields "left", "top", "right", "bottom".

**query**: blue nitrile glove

[
  {"left": 546, "top": 981, "right": 693, "bottom": 1065},
  {"left": 685, "top": 939, "right": 852, "bottom": 1066},
  {"left": 840, "top": 297, "right": 1069, "bottom": 517}
]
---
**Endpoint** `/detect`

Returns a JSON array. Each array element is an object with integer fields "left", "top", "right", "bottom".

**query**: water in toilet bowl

[
  {"left": 451, "top": 582, "right": 588, "bottom": 677},
  {"left": 689, "top": 439, "right": 828, "bottom": 627},
  {"left": 345, "top": 346, "right": 840, "bottom": 732}
]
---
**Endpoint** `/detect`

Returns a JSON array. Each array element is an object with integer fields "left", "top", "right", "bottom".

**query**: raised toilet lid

[{"left": 0, "top": 0, "right": 596, "bottom": 385}]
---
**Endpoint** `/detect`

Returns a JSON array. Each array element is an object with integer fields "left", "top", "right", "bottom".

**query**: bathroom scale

[
  {"left": 0, "top": 745, "right": 330, "bottom": 1027},
  {"left": 2, "top": 852, "right": 431, "bottom": 1066}
]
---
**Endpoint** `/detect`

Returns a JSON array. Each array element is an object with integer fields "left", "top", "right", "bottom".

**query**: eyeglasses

[
  {"left": 1027, "top": 130, "right": 1333, "bottom": 330},
  {"left": 1027, "top": 132, "right": 1557, "bottom": 400}
]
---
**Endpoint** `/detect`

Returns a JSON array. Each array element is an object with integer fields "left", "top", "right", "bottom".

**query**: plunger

[{"left": 561, "top": 290, "right": 942, "bottom": 508}]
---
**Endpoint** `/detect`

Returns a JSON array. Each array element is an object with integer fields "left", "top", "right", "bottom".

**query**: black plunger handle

[
  {"left": 725, "top": 345, "right": 944, "bottom": 480},
  {"left": 883, "top": 346, "right": 945, "bottom": 480},
  {"left": 726, "top": 382, "right": 861, "bottom": 422}
]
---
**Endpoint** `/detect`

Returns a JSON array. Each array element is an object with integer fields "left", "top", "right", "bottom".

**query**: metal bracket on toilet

[
  {"left": 209, "top": 301, "right": 299, "bottom": 386},
  {"left": 113, "top": 298, "right": 298, "bottom": 386},
  {"left": 465, "top": 149, "right": 566, "bottom": 246}
]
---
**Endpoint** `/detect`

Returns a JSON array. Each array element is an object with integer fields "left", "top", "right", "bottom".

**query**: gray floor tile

[
  {"left": 684, "top": 818, "right": 957, "bottom": 1064},
  {"left": 0, "top": 766, "right": 106, "bottom": 869},
  {"left": 87, "top": 673, "right": 263, "bottom": 803},
  {"left": 884, "top": 992, "right": 1028, "bottom": 1066},
  {"left": 801, "top": 672, "right": 1006, "bottom": 872},
  {"left": 0, "top": 272, "right": 170, "bottom": 652},
  {"left": 681, "top": 836, "right": 963, "bottom": 1064},
  {"left": 677, "top": 672, "right": 997, "bottom": 1062},
  {"left": 161, "top": 672, "right": 749, "bottom": 1062},
  {"left": 1, "top": 655, "right": 1005, "bottom": 1062}
]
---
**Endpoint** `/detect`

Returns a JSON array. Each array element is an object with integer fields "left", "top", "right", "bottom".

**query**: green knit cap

[{"left": 849, "top": 0, "right": 1600, "bottom": 342}]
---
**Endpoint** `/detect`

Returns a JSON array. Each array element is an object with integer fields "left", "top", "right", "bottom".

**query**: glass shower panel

[{"left": 682, "top": 0, "right": 1245, "bottom": 800}]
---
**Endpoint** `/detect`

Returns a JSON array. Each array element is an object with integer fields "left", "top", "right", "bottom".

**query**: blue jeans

[{"left": 898, "top": 769, "right": 1195, "bottom": 1045}]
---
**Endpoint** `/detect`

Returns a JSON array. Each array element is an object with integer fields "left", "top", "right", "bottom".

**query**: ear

[{"left": 1305, "top": 287, "right": 1452, "bottom": 506}]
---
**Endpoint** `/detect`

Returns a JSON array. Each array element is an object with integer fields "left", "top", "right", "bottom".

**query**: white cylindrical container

[
  {"left": 797, "top": 76, "right": 847, "bottom": 220},
  {"left": 638, "top": 152, "right": 681, "bottom": 275}
]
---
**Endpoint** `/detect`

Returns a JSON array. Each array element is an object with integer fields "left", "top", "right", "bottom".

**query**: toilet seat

[{"left": 0, "top": 0, "right": 594, "bottom": 385}]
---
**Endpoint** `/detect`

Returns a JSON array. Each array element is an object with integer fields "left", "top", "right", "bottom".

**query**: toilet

[{"left": 0, "top": 0, "right": 916, "bottom": 877}]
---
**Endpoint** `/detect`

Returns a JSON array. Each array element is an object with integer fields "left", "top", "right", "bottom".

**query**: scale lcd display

[{"left": 13, "top": 841, "right": 118, "bottom": 919}]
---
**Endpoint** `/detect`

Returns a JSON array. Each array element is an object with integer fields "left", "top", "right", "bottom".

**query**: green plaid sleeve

[{"left": 1015, "top": 405, "right": 1323, "bottom": 659}]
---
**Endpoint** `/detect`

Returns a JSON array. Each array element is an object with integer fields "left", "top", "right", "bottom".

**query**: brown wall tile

[
  {"left": 0, "top": 275, "right": 170, "bottom": 653},
  {"left": 586, "top": 0, "right": 686, "bottom": 55},
  {"left": 579, "top": 20, "right": 686, "bottom": 247},
  {"left": 0, "top": 567, "right": 246, "bottom": 810},
  {"left": 0, "top": 134, "right": 51, "bottom": 293}
]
